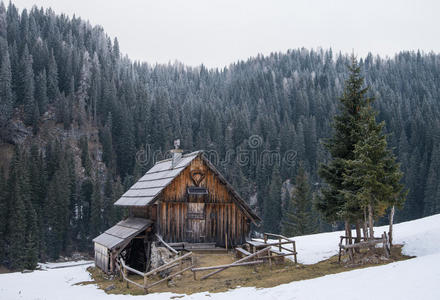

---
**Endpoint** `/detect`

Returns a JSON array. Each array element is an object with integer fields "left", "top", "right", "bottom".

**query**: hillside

[
  {"left": 0, "top": 213, "right": 439, "bottom": 299},
  {"left": 1, "top": 1, "right": 440, "bottom": 269}
]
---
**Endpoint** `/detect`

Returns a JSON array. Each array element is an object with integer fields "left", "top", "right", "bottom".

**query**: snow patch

[{"left": 0, "top": 214, "right": 439, "bottom": 299}]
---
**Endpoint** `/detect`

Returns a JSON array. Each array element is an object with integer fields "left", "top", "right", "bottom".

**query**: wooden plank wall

[
  {"left": 94, "top": 243, "right": 109, "bottom": 273},
  {"left": 156, "top": 156, "right": 251, "bottom": 246}
]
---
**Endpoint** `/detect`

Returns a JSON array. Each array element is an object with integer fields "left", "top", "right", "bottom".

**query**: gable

[{"left": 114, "top": 151, "right": 260, "bottom": 224}]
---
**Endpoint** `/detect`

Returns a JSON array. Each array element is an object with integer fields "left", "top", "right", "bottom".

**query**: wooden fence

[
  {"left": 338, "top": 231, "right": 391, "bottom": 262},
  {"left": 192, "top": 246, "right": 271, "bottom": 280},
  {"left": 116, "top": 251, "right": 193, "bottom": 294}
]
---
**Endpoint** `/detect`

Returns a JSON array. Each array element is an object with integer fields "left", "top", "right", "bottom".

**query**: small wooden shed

[
  {"left": 93, "top": 218, "right": 153, "bottom": 273},
  {"left": 93, "top": 149, "right": 260, "bottom": 273}
]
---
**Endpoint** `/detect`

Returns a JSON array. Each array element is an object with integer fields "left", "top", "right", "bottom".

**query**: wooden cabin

[{"left": 93, "top": 149, "right": 260, "bottom": 273}]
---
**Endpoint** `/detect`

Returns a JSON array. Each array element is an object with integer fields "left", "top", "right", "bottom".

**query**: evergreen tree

[
  {"left": 79, "top": 136, "right": 92, "bottom": 176},
  {"left": 0, "top": 48, "right": 13, "bottom": 129},
  {"left": 424, "top": 143, "right": 440, "bottom": 215},
  {"left": 47, "top": 50, "right": 59, "bottom": 102},
  {"left": 317, "top": 56, "right": 371, "bottom": 226},
  {"left": 263, "top": 166, "right": 282, "bottom": 233},
  {"left": 102, "top": 172, "right": 114, "bottom": 229},
  {"left": 0, "top": 168, "right": 6, "bottom": 263},
  {"left": 90, "top": 176, "right": 102, "bottom": 237},
  {"left": 5, "top": 147, "right": 27, "bottom": 269},
  {"left": 282, "top": 166, "right": 315, "bottom": 236},
  {"left": 18, "top": 44, "right": 36, "bottom": 126},
  {"left": 35, "top": 70, "right": 48, "bottom": 115},
  {"left": 342, "top": 102, "right": 406, "bottom": 238}
]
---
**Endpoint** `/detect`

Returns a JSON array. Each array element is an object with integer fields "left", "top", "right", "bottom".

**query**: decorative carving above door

[{"left": 190, "top": 169, "right": 205, "bottom": 186}]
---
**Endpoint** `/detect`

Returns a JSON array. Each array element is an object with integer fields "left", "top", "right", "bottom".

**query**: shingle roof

[
  {"left": 113, "top": 150, "right": 261, "bottom": 224},
  {"left": 92, "top": 217, "right": 153, "bottom": 250},
  {"left": 114, "top": 151, "right": 201, "bottom": 206}
]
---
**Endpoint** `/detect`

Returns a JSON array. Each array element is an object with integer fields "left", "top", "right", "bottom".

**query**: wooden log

[
  {"left": 124, "top": 276, "right": 144, "bottom": 289},
  {"left": 155, "top": 234, "right": 179, "bottom": 255},
  {"left": 144, "top": 252, "right": 192, "bottom": 277},
  {"left": 123, "top": 264, "right": 147, "bottom": 277},
  {"left": 263, "top": 233, "right": 294, "bottom": 242},
  {"left": 201, "top": 246, "right": 271, "bottom": 280},
  {"left": 235, "top": 247, "right": 251, "bottom": 258},
  {"left": 257, "top": 252, "right": 297, "bottom": 259},
  {"left": 145, "top": 266, "right": 193, "bottom": 290},
  {"left": 249, "top": 240, "right": 297, "bottom": 247},
  {"left": 192, "top": 260, "right": 264, "bottom": 272},
  {"left": 280, "top": 245, "right": 293, "bottom": 253},
  {"left": 292, "top": 241, "right": 297, "bottom": 264},
  {"left": 268, "top": 249, "right": 272, "bottom": 269}
]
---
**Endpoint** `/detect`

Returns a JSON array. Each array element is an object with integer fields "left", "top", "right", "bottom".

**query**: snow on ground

[
  {"left": 39, "top": 260, "right": 94, "bottom": 270},
  {"left": 1, "top": 214, "right": 439, "bottom": 300},
  {"left": 291, "top": 213, "right": 440, "bottom": 264}
]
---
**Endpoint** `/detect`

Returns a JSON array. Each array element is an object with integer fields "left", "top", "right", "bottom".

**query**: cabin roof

[
  {"left": 92, "top": 217, "right": 153, "bottom": 250},
  {"left": 114, "top": 150, "right": 261, "bottom": 223},
  {"left": 114, "top": 151, "right": 201, "bottom": 206}
]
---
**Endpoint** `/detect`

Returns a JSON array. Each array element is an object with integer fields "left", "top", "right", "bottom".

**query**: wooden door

[{"left": 186, "top": 203, "right": 206, "bottom": 243}]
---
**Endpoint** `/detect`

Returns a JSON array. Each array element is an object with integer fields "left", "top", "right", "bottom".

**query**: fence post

[
  {"left": 125, "top": 267, "right": 129, "bottom": 289},
  {"left": 268, "top": 249, "right": 272, "bottom": 269},
  {"left": 143, "top": 275, "right": 148, "bottom": 294},
  {"left": 293, "top": 241, "right": 297, "bottom": 264}
]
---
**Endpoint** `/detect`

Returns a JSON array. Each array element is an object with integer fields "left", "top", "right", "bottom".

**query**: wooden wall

[
  {"left": 156, "top": 156, "right": 251, "bottom": 246},
  {"left": 94, "top": 243, "right": 109, "bottom": 273}
]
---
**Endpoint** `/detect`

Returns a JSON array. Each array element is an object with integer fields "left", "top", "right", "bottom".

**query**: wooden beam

[
  {"left": 155, "top": 233, "right": 179, "bottom": 255},
  {"left": 201, "top": 246, "right": 271, "bottom": 280},
  {"left": 145, "top": 266, "right": 193, "bottom": 290},
  {"left": 144, "top": 252, "right": 192, "bottom": 277},
  {"left": 192, "top": 260, "right": 263, "bottom": 272}
]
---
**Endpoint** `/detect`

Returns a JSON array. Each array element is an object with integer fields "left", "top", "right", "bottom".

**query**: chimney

[{"left": 171, "top": 139, "right": 183, "bottom": 168}]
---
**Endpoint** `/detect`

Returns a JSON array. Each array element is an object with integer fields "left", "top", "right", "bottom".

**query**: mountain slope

[{"left": 0, "top": 213, "right": 439, "bottom": 300}]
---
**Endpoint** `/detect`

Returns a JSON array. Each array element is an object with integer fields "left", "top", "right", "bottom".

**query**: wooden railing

[
  {"left": 262, "top": 233, "right": 298, "bottom": 264},
  {"left": 191, "top": 246, "right": 271, "bottom": 280},
  {"left": 338, "top": 231, "right": 390, "bottom": 262},
  {"left": 116, "top": 251, "right": 193, "bottom": 294}
]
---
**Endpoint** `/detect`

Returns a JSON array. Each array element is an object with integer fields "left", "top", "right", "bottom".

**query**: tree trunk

[
  {"left": 363, "top": 207, "right": 368, "bottom": 239},
  {"left": 354, "top": 220, "right": 361, "bottom": 253},
  {"left": 388, "top": 205, "right": 395, "bottom": 247},
  {"left": 368, "top": 204, "right": 374, "bottom": 238},
  {"left": 344, "top": 220, "right": 350, "bottom": 245},
  {"left": 355, "top": 221, "right": 361, "bottom": 243},
  {"left": 345, "top": 220, "right": 354, "bottom": 260}
]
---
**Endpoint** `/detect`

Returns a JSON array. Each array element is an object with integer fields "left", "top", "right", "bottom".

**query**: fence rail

[
  {"left": 262, "top": 232, "right": 298, "bottom": 264},
  {"left": 117, "top": 251, "right": 193, "bottom": 294},
  {"left": 338, "top": 231, "right": 391, "bottom": 262}
]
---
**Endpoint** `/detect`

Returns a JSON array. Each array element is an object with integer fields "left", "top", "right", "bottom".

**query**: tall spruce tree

[
  {"left": 282, "top": 166, "right": 315, "bottom": 236},
  {"left": 263, "top": 166, "right": 282, "bottom": 233},
  {"left": 0, "top": 48, "right": 13, "bottom": 129},
  {"left": 0, "top": 167, "right": 6, "bottom": 263},
  {"left": 342, "top": 103, "right": 406, "bottom": 238},
  {"left": 18, "top": 44, "right": 36, "bottom": 126},
  {"left": 317, "top": 56, "right": 371, "bottom": 232},
  {"left": 5, "top": 147, "right": 27, "bottom": 269}
]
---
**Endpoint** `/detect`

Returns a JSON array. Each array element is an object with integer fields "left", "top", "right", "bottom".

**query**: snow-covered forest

[{"left": 1, "top": 1, "right": 440, "bottom": 271}]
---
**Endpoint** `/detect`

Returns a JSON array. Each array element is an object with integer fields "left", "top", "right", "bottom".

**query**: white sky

[{"left": 10, "top": 0, "right": 440, "bottom": 68}]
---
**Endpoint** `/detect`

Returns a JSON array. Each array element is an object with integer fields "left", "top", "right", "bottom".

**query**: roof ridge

[{"left": 154, "top": 150, "right": 203, "bottom": 165}]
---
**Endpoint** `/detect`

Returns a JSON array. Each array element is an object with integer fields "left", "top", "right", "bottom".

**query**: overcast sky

[{"left": 10, "top": 0, "right": 440, "bottom": 68}]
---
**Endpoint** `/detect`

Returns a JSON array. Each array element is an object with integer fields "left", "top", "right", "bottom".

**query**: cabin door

[{"left": 186, "top": 203, "right": 206, "bottom": 243}]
